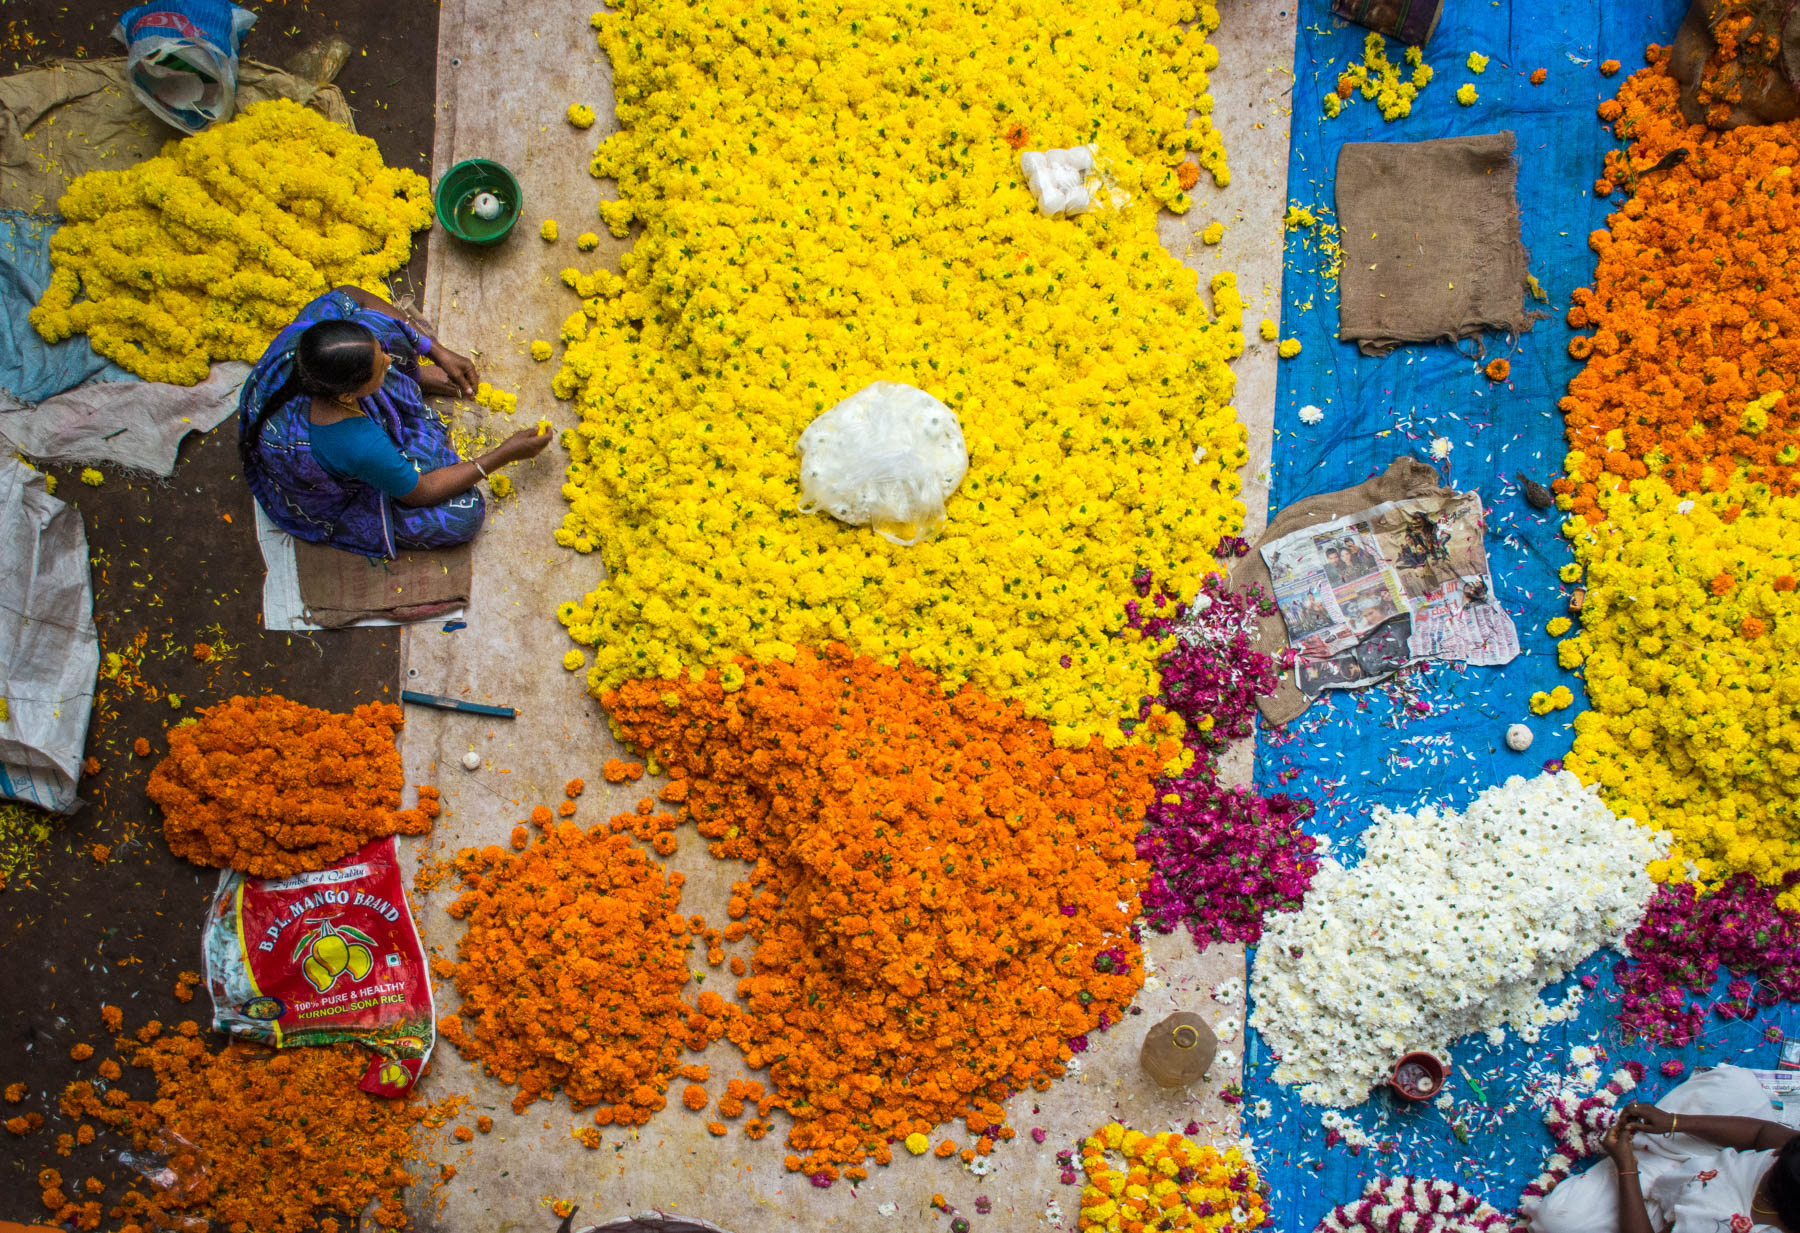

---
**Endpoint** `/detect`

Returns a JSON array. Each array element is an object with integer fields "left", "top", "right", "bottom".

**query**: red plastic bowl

[{"left": 1390, "top": 1051, "right": 1447, "bottom": 1102}]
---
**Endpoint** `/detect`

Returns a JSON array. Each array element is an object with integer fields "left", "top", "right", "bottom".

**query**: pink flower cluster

[
  {"left": 1316, "top": 1176, "right": 1511, "bottom": 1233},
  {"left": 1128, "top": 566, "right": 1291, "bottom": 776},
  {"left": 1137, "top": 782, "right": 1319, "bottom": 947},
  {"left": 1613, "top": 874, "right": 1800, "bottom": 1045},
  {"left": 1127, "top": 552, "right": 1321, "bottom": 949}
]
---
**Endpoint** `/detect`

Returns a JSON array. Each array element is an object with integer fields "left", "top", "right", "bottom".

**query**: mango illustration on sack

[
  {"left": 204, "top": 837, "right": 435, "bottom": 1095},
  {"left": 295, "top": 919, "right": 378, "bottom": 993}
]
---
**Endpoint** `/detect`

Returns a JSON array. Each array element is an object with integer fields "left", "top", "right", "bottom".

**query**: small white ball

[
  {"left": 470, "top": 192, "right": 502, "bottom": 221},
  {"left": 1505, "top": 723, "right": 1533, "bottom": 752},
  {"left": 461, "top": 749, "right": 482, "bottom": 771}
]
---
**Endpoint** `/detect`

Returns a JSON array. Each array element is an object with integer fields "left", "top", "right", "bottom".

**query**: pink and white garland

[
  {"left": 1514, "top": 1062, "right": 1645, "bottom": 1221},
  {"left": 1314, "top": 1177, "right": 1511, "bottom": 1233}
]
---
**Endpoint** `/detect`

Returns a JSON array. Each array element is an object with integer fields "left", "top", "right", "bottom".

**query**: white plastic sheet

[{"left": 0, "top": 456, "right": 97, "bottom": 812}]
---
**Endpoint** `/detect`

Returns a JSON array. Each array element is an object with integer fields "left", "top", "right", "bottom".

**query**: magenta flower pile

[
  {"left": 1613, "top": 873, "right": 1800, "bottom": 1045},
  {"left": 1138, "top": 782, "right": 1318, "bottom": 947},
  {"left": 1129, "top": 549, "right": 1320, "bottom": 949}
]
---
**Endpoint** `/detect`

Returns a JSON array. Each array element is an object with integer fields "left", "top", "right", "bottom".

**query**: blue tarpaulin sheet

[
  {"left": 0, "top": 210, "right": 133, "bottom": 405},
  {"left": 1243, "top": 2, "right": 1800, "bottom": 1228}
]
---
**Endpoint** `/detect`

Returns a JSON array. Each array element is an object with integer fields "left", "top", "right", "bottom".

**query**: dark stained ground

[{"left": 0, "top": 0, "right": 438, "bottom": 1223}]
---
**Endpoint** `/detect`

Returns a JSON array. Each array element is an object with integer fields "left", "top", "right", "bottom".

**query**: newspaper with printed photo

[{"left": 1261, "top": 490, "right": 1519, "bottom": 697}]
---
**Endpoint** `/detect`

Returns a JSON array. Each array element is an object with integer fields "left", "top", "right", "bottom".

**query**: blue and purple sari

[{"left": 239, "top": 291, "right": 484, "bottom": 559}]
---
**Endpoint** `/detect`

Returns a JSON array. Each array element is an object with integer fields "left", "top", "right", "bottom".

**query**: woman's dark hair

[
  {"left": 1768, "top": 1134, "right": 1800, "bottom": 1229},
  {"left": 241, "top": 319, "right": 380, "bottom": 464}
]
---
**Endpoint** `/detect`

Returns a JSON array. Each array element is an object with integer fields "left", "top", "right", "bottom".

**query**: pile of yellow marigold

[
  {"left": 1557, "top": 49, "right": 1800, "bottom": 901},
  {"left": 31, "top": 99, "right": 433, "bottom": 384},
  {"left": 549, "top": 0, "right": 1248, "bottom": 748},
  {"left": 1078, "top": 1122, "right": 1266, "bottom": 1232}
]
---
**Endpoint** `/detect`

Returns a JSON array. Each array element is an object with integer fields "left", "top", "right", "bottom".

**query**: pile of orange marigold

[
  {"left": 147, "top": 696, "right": 438, "bottom": 877},
  {"left": 437, "top": 820, "right": 727, "bottom": 1122},
  {"left": 1559, "top": 50, "right": 1800, "bottom": 524},
  {"left": 31, "top": 1011, "right": 442, "bottom": 1233},
  {"left": 605, "top": 643, "right": 1176, "bottom": 1179}
]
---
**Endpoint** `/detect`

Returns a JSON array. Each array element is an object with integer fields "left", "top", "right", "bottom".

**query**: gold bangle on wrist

[{"left": 1670, "top": 1115, "right": 1678, "bottom": 1134}]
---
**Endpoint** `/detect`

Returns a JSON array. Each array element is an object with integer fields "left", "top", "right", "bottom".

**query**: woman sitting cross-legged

[
  {"left": 1531, "top": 1064, "right": 1800, "bottom": 1233},
  {"left": 239, "top": 285, "right": 549, "bottom": 558}
]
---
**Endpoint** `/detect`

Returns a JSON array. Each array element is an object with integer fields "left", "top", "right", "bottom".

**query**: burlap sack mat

[
  {"left": 296, "top": 541, "right": 472, "bottom": 630},
  {"left": 1336, "top": 132, "right": 1533, "bottom": 357},
  {"left": 1228, "top": 456, "right": 1452, "bottom": 726}
]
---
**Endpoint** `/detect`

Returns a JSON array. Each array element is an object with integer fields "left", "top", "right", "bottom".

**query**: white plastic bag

[
  {"left": 113, "top": 0, "right": 258, "bottom": 135},
  {"left": 1018, "top": 145, "right": 1132, "bottom": 218},
  {"left": 796, "top": 382, "right": 967, "bottom": 546}
]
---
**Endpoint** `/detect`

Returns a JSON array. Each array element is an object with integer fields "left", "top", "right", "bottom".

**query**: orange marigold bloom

[
  {"left": 1742, "top": 616, "right": 1768, "bottom": 638},
  {"left": 69, "top": 1044, "right": 93, "bottom": 1062},
  {"left": 1594, "top": 178, "right": 1614, "bottom": 196},
  {"left": 476, "top": 1115, "right": 493, "bottom": 1133},
  {"left": 1485, "top": 358, "right": 1510, "bottom": 381},
  {"left": 1600, "top": 58, "right": 1621, "bottom": 75},
  {"left": 1531, "top": 67, "right": 1548, "bottom": 84},
  {"left": 191, "top": 642, "right": 214, "bottom": 662},
  {"left": 1776, "top": 575, "right": 1797, "bottom": 592},
  {"left": 681, "top": 1085, "right": 709, "bottom": 1111},
  {"left": 706, "top": 1120, "right": 728, "bottom": 1135},
  {"left": 530, "top": 805, "right": 554, "bottom": 827},
  {"left": 557, "top": 800, "right": 578, "bottom": 817},
  {"left": 510, "top": 825, "right": 529, "bottom": 851},
  {"left": 132, "top": 738, "right": 151, "bottom": 758},
  {"left": 1712, "top": 573, "right": 1737, "bottom": 596},
  {"left": 602, "top": 759, "right": 644, "bottom": 783},
  {"left": 564, "top": 777, "right": 585, "bottom": 798},
  {"left": 1175, "top": 161, "right": 1200, "bottom": 190},
  {"left": 934, "top": 1139, "right": 958, "bottom": 1158}
]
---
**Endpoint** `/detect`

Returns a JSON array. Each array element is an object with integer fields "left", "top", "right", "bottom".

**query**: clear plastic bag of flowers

[
  {"left": 1018, "top": 144, "right": 1132, "bottom": 217},
  {"left": 795, "top": 381, "right": 967, "bottom": 546}
]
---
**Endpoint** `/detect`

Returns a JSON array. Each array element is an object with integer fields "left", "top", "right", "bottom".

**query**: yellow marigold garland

[
  {"left": 1560, "top": 474, "right": 1800, "bottom": 900},
  {"left": 553, "top": 0, "right": 1247, "bottom": 748},
  {"left": 31, "top": 99, "right": 433, "bottom": 385},
  {"left": 1078, "top": 1122, "right": 1266, "bottom": 1232}
]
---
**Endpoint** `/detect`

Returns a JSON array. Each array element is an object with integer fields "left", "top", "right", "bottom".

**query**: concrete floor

[{"left": 400, "top": 1, "right": 1295, "bottom": 1228}]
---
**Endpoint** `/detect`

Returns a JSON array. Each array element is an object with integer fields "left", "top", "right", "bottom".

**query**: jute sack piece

[
  {"left": 1336, "top": 132, "right": 1533, "bottom": 357},
  {"left": 1228, "top": 456, "right": 1451, "bottom": 726}
]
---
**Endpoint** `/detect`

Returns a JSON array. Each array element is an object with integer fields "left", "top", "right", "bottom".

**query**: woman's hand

[
  {"left": 494, "top": 428, "right": 554, "bottom": 463},
  {"left": 1604, "top": 1117, "right": 1639, "bottom": 1171},
  {"left": 1618, "top": 1104, "right": 1678, "bottom": 1136},
  {"left": 430, "top": 347, "right": 480, "bottom": 398}
]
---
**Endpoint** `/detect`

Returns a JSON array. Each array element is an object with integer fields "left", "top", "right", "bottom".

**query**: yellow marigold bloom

[
  {"left": 1201, "top": 221, "right": 1224, "bottom": 245},
  {"left": 556, "top": 0, "right": 1247, "bottom": 749},
  {"left": 567, "top": 103, "right": 597, "bottom": 129},
  {"left": 1559, "top": 562, "right": 1583, "bottom": 583},
  {"left": 1546, "top": 616, "right": 1572, "bottom": 636},
  {"left": 904, "top": 1132, "right": 929, "bottom": 1155},
  {"left": 531, "top": 339, "right": 553, "bottom": 362},
  {"left": 540, "top": 219, "right": 559, "bottom": 242},
  {"left": 1259, "top": 318, "right": 1279, "bottom": 341},
  {"left": 577, "top": 231, "right": 600, "bottom": 251},
  {"left": 488, "top": 473, "right": 514, "bottom": 498},
  {"left": 79, "top": 468, "right": 103, "bottom": 487},
  {"left": 1278, "top": 338, "right": 1302, "bottom": 358},
  {"left": 30, "top": 100, "right": 431, "bottom": 385},
  {"left": 563, "top": 649, "right": 586, "bottom": 671},
  {"left": 1456, "top": 83, "right": 1478, "bottom": 105},
  {"left": 1466, "top": 51, "right": 1489, "bottom": 74}
]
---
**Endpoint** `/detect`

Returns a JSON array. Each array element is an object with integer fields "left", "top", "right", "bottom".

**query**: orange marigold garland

[
  {"left": 605, "top": 644, "right": 1172, "bottom": 1178},
  {"left": 437, "top": 822, "right": 727, "bottom": 1121},
  {"left": 147, "top": 696, "right": 435, "bottom": 877}
]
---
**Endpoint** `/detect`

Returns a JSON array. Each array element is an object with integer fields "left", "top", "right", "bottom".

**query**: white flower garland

[
  {"left": 1516, "top": 1064, "right": 1643, "bottom": 1217},
  {"left": 1314, "top": 1176, "right": 1510, "bottom": 1233},
  {"left": 1250, "top": 771, "right": 1667, "bottom": 1106}
]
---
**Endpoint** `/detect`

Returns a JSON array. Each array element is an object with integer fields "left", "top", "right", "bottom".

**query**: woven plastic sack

[
  {"left": 795, "top": 381, "right": 967, "bottom": 546},
  {"left": 112, "top": 0, "right": 257, "bottom": 134}
]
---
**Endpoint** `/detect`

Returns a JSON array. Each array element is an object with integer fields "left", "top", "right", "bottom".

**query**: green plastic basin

[{"left": 434, "top": 158, "right": 523, "bottom": 246}]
